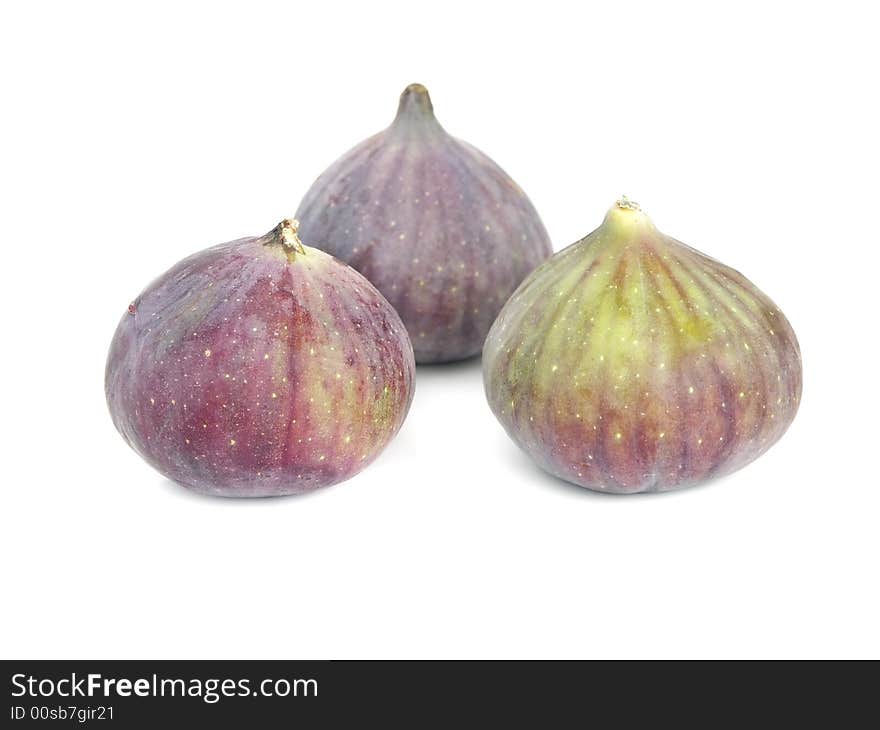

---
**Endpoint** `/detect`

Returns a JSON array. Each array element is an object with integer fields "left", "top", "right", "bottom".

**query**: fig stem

[
  {"left": 394, "top": 83, "right": 436, "bottom": 121},
  {"left": 616, "top": 196, "right": 640, "bottom": 211},
  {"left": 279, "top": 218, "right": 306, "bottom": 255}
]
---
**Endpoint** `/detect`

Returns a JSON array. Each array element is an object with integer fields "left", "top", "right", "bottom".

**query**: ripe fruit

[
  {"left": 483, "top": 199, "right": 802, "bottom": 493},
  {"left": 295, "top": 83, "right": 553, "bottom": 363},
  {"left": 106, "top": 219, "right": 415, "bottom": 497}
]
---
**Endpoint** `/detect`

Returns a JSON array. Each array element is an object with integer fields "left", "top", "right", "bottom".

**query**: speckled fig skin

[
  {"left": 106, "top": 220, "right": 415, "bottom": 497},
  {"left": 483, "top": 199, "right": 802, "bottom": 494},
  {"left": 295, "top": 83, "right": 553, "bottom": 363}
]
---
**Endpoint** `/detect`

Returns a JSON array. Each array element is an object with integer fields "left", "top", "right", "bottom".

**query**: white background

[{"left": 1, "top": 1, "right": 878, "bottom": 659}]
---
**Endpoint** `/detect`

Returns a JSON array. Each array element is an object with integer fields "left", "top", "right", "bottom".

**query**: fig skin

[
  {"left": 106, "top": 220, "right": 415, "bottom": 497},
  {"left": 483, "top": 199, "right": 802, "bottom": 494},
  {"left": 295, "top": 83, "right": 553, "bottom": 363}
]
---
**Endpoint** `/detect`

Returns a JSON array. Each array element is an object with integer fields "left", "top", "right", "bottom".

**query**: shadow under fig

[
  {"left": 157, "top": 477, "right": 345, "bottom": 504},
  {"left": 415, "top": 353, "right": 483, "bottom": 376}
]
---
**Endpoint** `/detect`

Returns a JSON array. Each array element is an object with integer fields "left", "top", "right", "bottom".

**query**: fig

[
  {"left": 295, "top": 83, "right": 553, "bottom": 363},
  {"left": 106, "top": 219, "right": 415, "bottom": 497},
  {"left": 483, "top": 199, "right": 801, "bottom": 494}
]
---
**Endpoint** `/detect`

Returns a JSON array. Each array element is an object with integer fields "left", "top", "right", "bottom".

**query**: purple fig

[
  {"left": 295, "top": 83, "right": 553, "bottom": 363},
  {"left": 106, "top": 219, "right": 415, "bottom": 497},
  {"left": 483, "top": 199, "right": 802, "bottom": 494}
]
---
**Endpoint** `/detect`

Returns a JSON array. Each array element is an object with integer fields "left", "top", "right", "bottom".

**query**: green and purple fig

[
  {"left": 295, "top": 83, "right": 553, "bottom": 363},
  {"left": 106, "top": 219, "right": 415, "bottom": 497},
  {"left": 483, "top": 199, "right": 801, "bottom": 494}
]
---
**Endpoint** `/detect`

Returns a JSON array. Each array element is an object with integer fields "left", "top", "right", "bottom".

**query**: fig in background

[{"left": 296, "top": 83, "right": 553, "bottom": 364}]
